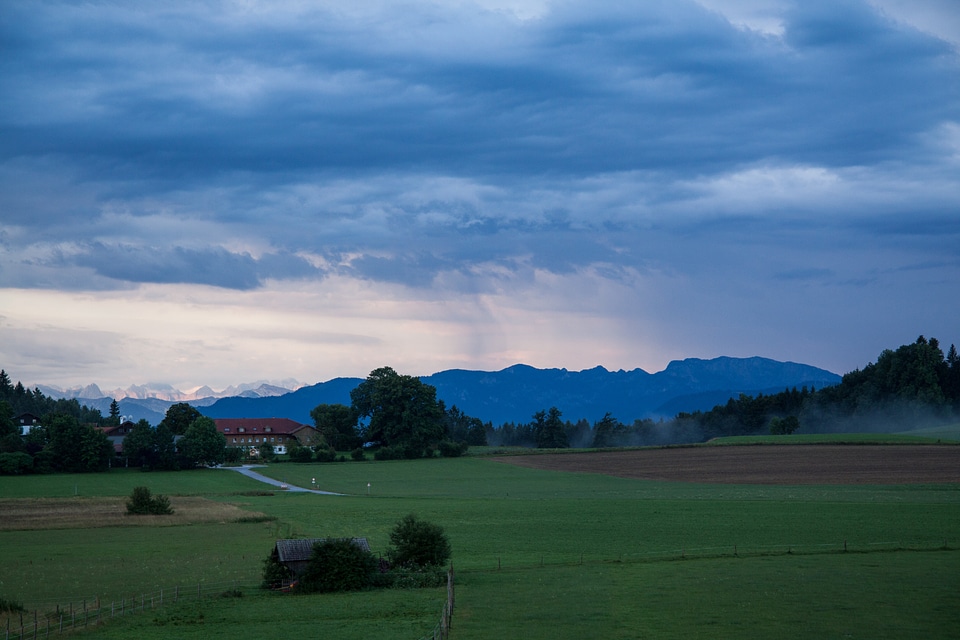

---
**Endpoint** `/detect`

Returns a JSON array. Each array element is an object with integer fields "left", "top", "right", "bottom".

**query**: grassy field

[{"left": 1, "top": 452, "right": 959, "bottom": 638}]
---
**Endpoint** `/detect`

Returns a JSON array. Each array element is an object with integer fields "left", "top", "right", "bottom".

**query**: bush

[
  {"left": 223, "top": 447, "right": 243, "bottom": 464},
  {"left": 438, "top": 440, "right": 468, "bottom": 458},
  {"left": 390, "top": 565, "right": 447, "bottom": 589},
  {"left": 387, "top": 514, "right": 451, "bottom": 569},
  {"left": 350, "top": 447, "right": 365, "bottom": 461},
  {"left": 289, "top": 446, "right": 313, "bottom": 463},
  {"left": 299, "top": 539, "right": 378, "bottom": 593},
  {"left": 314, "top": 446, "right": 337, "bottom": 463},
  {"left": 0, "top": 452, "right": 34, "bottom": 475},
  {"left": 373, "top": 446, "right": 403, "bottom": 461},
  {"left": 261, "top": 552, "right": 293, "bottom": 590},
  {"left": 126, "top": 486, "right": 174, "bottom": 515}
]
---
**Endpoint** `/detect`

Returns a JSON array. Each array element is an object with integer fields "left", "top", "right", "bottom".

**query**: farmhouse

[
  {"left": 96, "top": 421, "right": 137, "bottom": 454},
  {"left": 272, "top": 537, "right": 372, "bottom": 577},
  {"left": 15, "top": 412, "right": 41, "bottom": 436},
  {"left": 213, "top": 418, "right": 319, "bottom": 455}
]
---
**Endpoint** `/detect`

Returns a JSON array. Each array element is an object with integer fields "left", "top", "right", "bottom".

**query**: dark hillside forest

[
  {"left": 488, "top": 336, "right": 960, "bottom": 447},
  {"left": 0, "top": 371, "right": 111, "bottom": 474},
  {"left": 664, "top": 336, "right": 960, "bottom": 444}
]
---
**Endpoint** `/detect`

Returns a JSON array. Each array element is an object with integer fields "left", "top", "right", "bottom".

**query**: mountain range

[
  {"left": 200, "top": 357, "right": 841, "bottom": 427},
  {"left": 42, "top": 357, "right": 840, "bottom": 427}
]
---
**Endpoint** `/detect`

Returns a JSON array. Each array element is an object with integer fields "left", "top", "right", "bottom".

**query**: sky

[{"left": 1, "top": 0, "right": 958, "bottom": 392}]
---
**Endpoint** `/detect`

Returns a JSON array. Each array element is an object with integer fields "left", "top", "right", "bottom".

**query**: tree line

[{"left": 0, "top": 377, "right": 228, "bottom": 474}]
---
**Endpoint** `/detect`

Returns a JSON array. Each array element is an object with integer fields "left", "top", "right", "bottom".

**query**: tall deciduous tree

[
  {"left": 310, "top": 403, "right": 361, "bottom": 451},
  {"left": 160, "top": 403, "right": 202, "bottom": 436},
  {"left": 122, "top": 420, "right": 158, "bottom": 468},
  {"left": 44, "top": 414, "right": 113, "bottom": 472},
  {"left": 350, "top": 367, "right": 444, "bottom": 456},
  {"left": 179, "top": 416, "right": 226, "bottom": 467}
]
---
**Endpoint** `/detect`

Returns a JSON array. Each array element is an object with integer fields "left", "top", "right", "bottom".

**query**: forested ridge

[{"left": 668, "top": 336, "right": 960, "bottom": 442}]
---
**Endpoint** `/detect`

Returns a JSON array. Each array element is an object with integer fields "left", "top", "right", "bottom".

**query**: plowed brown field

[{"left": 492, "top": 445, "right": 960, "bottom": 485}]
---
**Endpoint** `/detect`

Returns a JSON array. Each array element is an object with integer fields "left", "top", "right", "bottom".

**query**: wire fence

[
  {"left": 3, "top": 577, "right": 260, "bottom": 640},
  {"left": 416, "top": 567, "right": 455, "bottom": 640},
  {"left": 3, "top": 569, "right": 457, "bottom": 640}
]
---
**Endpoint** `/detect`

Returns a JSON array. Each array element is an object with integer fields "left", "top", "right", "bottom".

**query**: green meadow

[{"left": 1, "top": 453, "right": 958, "bottom": 638}]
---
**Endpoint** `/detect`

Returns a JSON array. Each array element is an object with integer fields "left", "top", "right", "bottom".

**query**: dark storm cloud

[
  {"left": 0, "top": 0, "right": 957, "bottom": 291},
  {"left": 67, "top": 244, "right": 322, "bottom": 290}
]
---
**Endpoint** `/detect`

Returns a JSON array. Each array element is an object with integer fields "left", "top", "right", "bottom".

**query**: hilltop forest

[{"left": 1, "top": 335, "right": 958, "bottom": 474}]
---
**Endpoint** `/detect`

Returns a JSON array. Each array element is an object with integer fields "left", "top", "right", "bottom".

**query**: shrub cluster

[
  {"left": 299, "top": 539, "right": 379, "bottom": 593},
  {"left": 126, "top": 486, "right": 174, "bottom": 515},
  {"left": 262, "top": 514, "right": 451, "bottom": 595}
]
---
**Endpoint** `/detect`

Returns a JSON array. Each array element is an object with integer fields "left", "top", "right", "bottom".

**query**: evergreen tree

[{"left": 535, "top": 407, "right": 569, "bottom": 448}]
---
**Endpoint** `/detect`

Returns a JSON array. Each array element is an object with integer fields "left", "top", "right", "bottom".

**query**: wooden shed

[{"left": 273, "top": 538, "right": 371, "bottom": 577}]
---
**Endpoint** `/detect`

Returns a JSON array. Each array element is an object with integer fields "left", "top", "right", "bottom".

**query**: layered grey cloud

[{"left": 1, "top": 0, "right": 958, "bottom": 384}]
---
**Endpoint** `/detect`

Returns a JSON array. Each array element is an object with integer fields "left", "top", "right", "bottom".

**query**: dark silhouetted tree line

[{"left": 674, "top": 336, "right": 960, "bottom": 439}]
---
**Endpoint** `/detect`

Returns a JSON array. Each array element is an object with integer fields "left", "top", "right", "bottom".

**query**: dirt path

[
  {"left": 219, "top": 465, "right": 344, "bottom": 495},
  {"left": 492, "top": 445, "right": 960, "bottom": 485}
]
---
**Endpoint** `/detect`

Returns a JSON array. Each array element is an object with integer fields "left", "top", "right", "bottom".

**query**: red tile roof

[{"left": 213, "top": 418, "right": 312, "bottom": 436}]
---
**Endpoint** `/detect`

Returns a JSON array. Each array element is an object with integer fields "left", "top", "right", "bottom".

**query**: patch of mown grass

[
  {"left": 0, "top": 522, "right": 278, "bottom": 604},
  {"left": 454, "top": 550, "right": 960, "bottom": 639}
]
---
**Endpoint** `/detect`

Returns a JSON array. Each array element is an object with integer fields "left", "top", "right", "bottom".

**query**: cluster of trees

[
  {"left": 262, "top": 514, "right": 452, "bottom": 594},
  {"left": 308, "top": 366, "right": 488, "bottom": 460},
  {"left": 123, "top": 405, "right": 227, "bottom": 471},
  {"left": 0, "top": 370, "right": 115, "bottom": 474},
  {"left": 0, "top": 371, "right": 103, "bottom": 424},
  {"left": 491, "top": 409, "right": 663, "bottom": 449},
  {"left": 0, "top": 379, "right": 227, "bottom": 474}
]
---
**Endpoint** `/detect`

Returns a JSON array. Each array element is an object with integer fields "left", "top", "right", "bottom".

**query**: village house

[
  {"left": 15, "top": 412, "right": 41, "bottom": 436},
  {"left": 96, "top": 420, "right": 137, "bottom": 454},
  {"left": 213, "top": 418, "right": 319, "bottom": 455}
]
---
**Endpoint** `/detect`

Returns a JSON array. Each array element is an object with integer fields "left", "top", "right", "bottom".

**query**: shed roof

[{"left": 275, "top": 537, "right": 371, "bottom": 563}]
